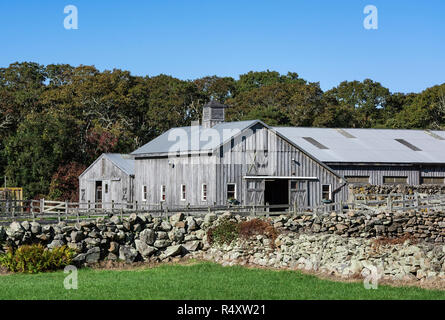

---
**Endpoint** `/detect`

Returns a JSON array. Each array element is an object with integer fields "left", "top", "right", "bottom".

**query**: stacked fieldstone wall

[{"left": 0, "top": 210, "right": 444, "bottom": 282}]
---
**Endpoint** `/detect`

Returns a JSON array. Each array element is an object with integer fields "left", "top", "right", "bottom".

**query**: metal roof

[
  {"left": 104, "top": 153, "right": 135, "bottom": 175},
  {"left": 273, "top": 127, "right": 445, "bottom": 164},
  {"left": 131, "top": 120, "right": 259, "bottom": 155},
  {"left": 131, "top": 118, "right": 445, "bottom": 164}
]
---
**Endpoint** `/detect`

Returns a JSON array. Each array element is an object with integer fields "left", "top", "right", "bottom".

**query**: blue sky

[{"left": 0, "top": 0, "right": 444, "bottom": 93}]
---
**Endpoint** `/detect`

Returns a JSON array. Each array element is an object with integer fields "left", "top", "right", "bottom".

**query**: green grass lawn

[{"left": 0, "top": 262, "right": 444, "bottom": 300}]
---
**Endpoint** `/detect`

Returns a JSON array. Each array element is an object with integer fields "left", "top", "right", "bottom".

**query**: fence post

[
  {"left": 40, "top": 198, "right": 44, "bottom": 215},
  {"left": 387, "top": 194, "right": 393, "bottom": 211},
  {"left": 112, "top": 200, "right": 115, "bottom": 214},
  {"left": 76, "top": 206, "right": 80, "bottom": 224},
  {"left": 87, "top": 200, "right": 91, "bottom": 219},
  {"left": 30, "top": 200, "right": 35, "bottom": 222}
]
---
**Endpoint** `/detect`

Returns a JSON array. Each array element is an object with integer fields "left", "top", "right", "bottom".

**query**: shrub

[
  {"left": 207, "top": 218, "right": 240, "bottom": 245},
  {"left": 239, "top": 218, "right": 278, "bottom": 246},
  {"left": 0, "top": 244, "right": 75, "bottom": 273}
]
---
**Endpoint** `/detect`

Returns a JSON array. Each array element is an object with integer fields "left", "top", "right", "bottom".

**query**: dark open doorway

[
  {"left": 95, "top": 181, "right": 102, "bottom": 208},
  {"left": 264, "top": 179, "right": 289, "bottom": 211}
]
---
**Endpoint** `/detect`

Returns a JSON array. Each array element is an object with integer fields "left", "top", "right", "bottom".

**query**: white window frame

[
  {"left": 142, "top": 185, "right": 147, "bottom": 202},
  {"left": 227, "top": 183, "right": 237, "bottom": 200},
  {"left": 160, "top": 185, "right": 166, "bottom": 202},
  {"left": 322, "top": 184, "right": 332, "bottom": 201},
  {"left": 201, "top": 184, "right": 207, "bottom": 202},
  {"left": 180, "top": 184, "right": 186, "bottom": 201}
]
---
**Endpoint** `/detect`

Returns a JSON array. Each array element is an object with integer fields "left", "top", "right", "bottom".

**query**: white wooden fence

[{"left": 1, "top": 192, "right": 445, "bottom": 224}]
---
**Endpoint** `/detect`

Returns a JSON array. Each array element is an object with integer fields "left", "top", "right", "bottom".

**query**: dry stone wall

[
  {"left": 350, "top": 184, "right": 445, "bottom": 195},
  {"left": 0, "top": 210, "right": 444, "bottom": 283}
]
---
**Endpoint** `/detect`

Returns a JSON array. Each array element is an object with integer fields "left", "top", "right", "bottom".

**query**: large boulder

[
  {"left": 6, "top": 222, "right": 24, "bottom": 239},
  {"left": 70, "top": 231, "right": 83, "bottom": 242},
  {"left": 160, "top": 221, "right": 172, "bottom": 231},
  {"left": 108, "top": 241, "right": 119, "bottom": 254},
  {"left": 204, "top": 213, "right": 217, "bottom": 226},
  {"left": 169, "top": 213, "right": 184, "bottom": 225},
  {"left": 185, "top": 217, "right": 198, "bottom": 231},
  {"left": 30, "top": 222, "right": 41, "bottom": 234},
  {"left": 139, "top": 229, "right": 156, "bottom": 245},
  {"left": 135, "top": 240, "right": 157, "bottom": 259},
  {"left": 21, "top": 221, "right": 31, "bottom": 231},
  {"left": 109, "top": 215, "right": 121, "bottom": 225},
  {"left": 154, "top": 239, "right": 171, "bottom": 248},
  {"left": 183, "top": 240, "right": 202, "bottom": 252},
  {"left": 85, "top": 247, "right": 101, "bottom": 264},
  {"left": 47, "top": 239, "right": 65, "bottom": 249},
  {"left": 162, "top": 245, "right": 185, "bottom": 259},
  {"left": 119, "top": 245, "right": 138, "bottom": 263},
  {"left": 128, "top": 213, "right": 143, "bottom": 226}
]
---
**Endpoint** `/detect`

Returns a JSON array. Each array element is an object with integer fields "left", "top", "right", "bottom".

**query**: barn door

[
  {"left": 245, "top": 179, "right": 264, "bottom": 206},
  {"left": 289, "top": 180, "right": 308, "bottom": 210}
]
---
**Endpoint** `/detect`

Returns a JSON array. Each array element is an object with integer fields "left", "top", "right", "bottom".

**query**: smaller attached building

[{"left": 79, "top": 153, "right": 135, "bottom": 209}]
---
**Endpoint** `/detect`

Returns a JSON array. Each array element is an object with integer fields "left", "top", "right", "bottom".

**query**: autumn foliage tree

[{"left": 0, "top": 62, "right": 444, "bottom": 200}]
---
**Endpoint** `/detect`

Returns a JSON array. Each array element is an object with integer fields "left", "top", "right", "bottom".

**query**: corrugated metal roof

[
  {"left": 104, "top": 153, "right": 135, "bottom": 175},
  {"left": 131, "top": 120, "right": 258, "bottom": 155},
  {"left": 274, "top": 127, "right": 445, "bottom": 164}
]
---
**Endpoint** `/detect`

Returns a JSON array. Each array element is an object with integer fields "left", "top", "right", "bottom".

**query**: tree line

[{"left": 0, "top": 62, "right": 444, "bottom": 201}]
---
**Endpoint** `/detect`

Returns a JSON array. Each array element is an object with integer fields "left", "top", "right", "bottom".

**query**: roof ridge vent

[
  {"left": 335, "top": 128, "right": 356, "bottom": 138},
  {"left": 425, "top": 130, "right": 445, "bottom": 140}
]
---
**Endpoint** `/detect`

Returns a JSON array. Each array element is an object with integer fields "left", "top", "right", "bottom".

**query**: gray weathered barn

[
  {"left": 80, "top": 101, "right": 445, "bottom": 209},
  {"left": 79, "top": 153, "right": 135, "bottom": 209}
]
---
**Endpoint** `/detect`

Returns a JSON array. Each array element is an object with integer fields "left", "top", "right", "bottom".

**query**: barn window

[
  {"left": 420, "top": 177, "right": 444, "bottom": 184},
  {"left": 345, "top": 176, "right": 370, "bottom": 184},
  {"left": 180, "top": 184, "right": 186, "bottom": 201},
  {"left": 383, "top": 176, "right": 408, "bottom": 184},
  {"left": 104, "top": 184, "right": 108, "bottom": 194},
  {"left": 201, "top": 184, "right": 208, "bottom": 201},
  {"left": 160, "top": 185, "right": 166, "bottom": 202},
  {"left": 322, "top": 185, "right": 332, "bottom": 201},
  {"left": 142, "top": 185, "right": 147, "bottom": 201},
  {"left": 290, "top": 181, "right": 298, "bottom": 190},
  {"left": 227, "top": 184, "right": 236, "bottom": 200},
  {"left": 81, "top": 189, "right": 85, "bottom": 201}
]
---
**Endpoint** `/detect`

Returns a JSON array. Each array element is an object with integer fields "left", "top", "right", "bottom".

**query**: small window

[
  {"left": 421, "top": 177, "right": 444, "bottom": 185},
  {"left": 80, "top": 189, "right": 85, "bottom": 201},
  {"left": 383, "top": 176, "right": 408, "bottom": 184},
  {"left": 105, "top": 184, "right": 108, "bottom": 194},
  {"left": 227, "top": 183, "right": 236, "bottom": 200},
  {"left": 322, "top": 185, "right": 332, "bottom": 201},
  {"left": 160, "top": 185, "right": 166, "bottom": 202},
  {"left": 345, "top": 176, "right": 370, "bottom": 184},
  {"left": 201, "top": 184, "right": 207, "bottom": 201},
  {"left": 180, "top": 184, "right": 186, "bottom": 201},
  {"left": 142, "top": 185, "right": 147, "bottom": 201},
  {"left": 247, "top": 181, "right": 256, "bottom": 190},
  {"left": 290, "top": 181, "right": 298, "bottom": 190}
]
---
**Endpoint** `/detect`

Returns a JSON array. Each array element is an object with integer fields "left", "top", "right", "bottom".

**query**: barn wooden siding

[
  {"left": 134, "top": 122, "right": 346, "bottom": 208},
  {"left": 330, "top": 164, "right": 445, "bottom": 185},
  {"left": 79, "top": 155, "right": 133, "bottom": 209},
  {"left": 133, "top": 155, "right": 217, "bottom": 207},
  {"left": 215, "top": 123, "right": 345, "bottom": 206}
]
